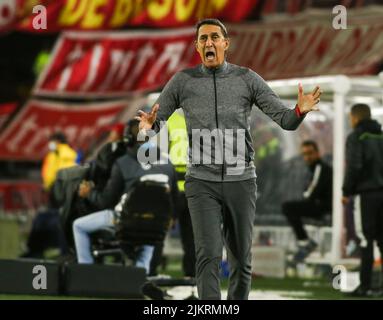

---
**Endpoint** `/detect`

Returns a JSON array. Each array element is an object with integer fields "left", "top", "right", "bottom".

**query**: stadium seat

[
  {"left": 90, "top": 175, "right": 173, "bottom": 265},
  {"left": 303, "top": 213, "right": 332, "bottom": 256}
]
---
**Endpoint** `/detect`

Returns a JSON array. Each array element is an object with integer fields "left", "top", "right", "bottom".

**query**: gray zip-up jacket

[{"left": 153, "top": 61, "right": 305, "bottom": 182}]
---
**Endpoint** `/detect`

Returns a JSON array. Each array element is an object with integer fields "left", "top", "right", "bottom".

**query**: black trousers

[
  {"left": 149, "top": 242, "right": 164, "bottom": 276},
  {"left": 185, "top": 176, "right": 256, "bottom": 300},
  {"left": 282, "top": 199, "right": 327, "bottom": 241},
  {"left": 353, "top": 190, "right": 383, "bottom": 289}
]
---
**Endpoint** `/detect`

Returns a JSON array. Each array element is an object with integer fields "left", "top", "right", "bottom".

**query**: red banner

[
  {"left": 228, "top": 9, "right": 383, "bottom": 79},
  {"left": 1, "top": 0, "right": 258, "bottom": 33},
  {"left": 0, "top": 102, "right": 17, "bottom": 131},
  {"left": 0, "top": 99, "right": 127, "bottom": 160},
  {"left": 34, "top": 28, "right": 200, "bottom": 97},
  {"left": 35, "top": 8, "right": 383, "bottom": 97}
]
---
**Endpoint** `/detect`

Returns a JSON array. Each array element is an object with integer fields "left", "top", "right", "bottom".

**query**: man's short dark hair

[
  {"left": 351, "top": 103, "right": 371, "bottom": 120},
  {"left": 301, "top": 140, "right": 319, "bottom": 151},
  {"left": 195, "top": 18, "right": 228, "bottom": 39}
]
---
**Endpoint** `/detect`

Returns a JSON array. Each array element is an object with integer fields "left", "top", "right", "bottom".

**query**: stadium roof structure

[{"left": 269, "top": 72, "right": 383, "bottom": 264}]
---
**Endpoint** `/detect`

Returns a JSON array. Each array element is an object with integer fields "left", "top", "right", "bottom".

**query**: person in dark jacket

[
  {"left": 135, "top": 18, "right": 322, "bottom": 299},
  {"left": 343, "top": 103, "right": 383, "bottom": 297},
  {"left": 283, "top": 140, "right": 332, "bottom": 262},
  {"left": 56, "top": 124, "right": 128, "bottom": 249},
  {"left": 73, "top": 120, "right": 178, "bottom": 273}
]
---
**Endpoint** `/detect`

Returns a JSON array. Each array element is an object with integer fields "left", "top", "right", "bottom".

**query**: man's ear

[
  {"left": 224, "top": 38, "right": 230, "bottom": 51},
  {"left": 195, "top": 40, "right": 199, "bottom": 51}
]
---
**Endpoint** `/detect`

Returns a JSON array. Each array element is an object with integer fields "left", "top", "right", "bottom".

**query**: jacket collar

[{"left": 200, "top": 61, "right": 228, "bottom": 75}]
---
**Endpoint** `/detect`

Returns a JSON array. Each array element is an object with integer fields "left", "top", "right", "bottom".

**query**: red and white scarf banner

[
  {"left": 34, "top": 7, "right": 383, "bottom": 97},
  {"left": 0, "top": 99, "right": 128, "bottom": 160},
  {"left": 34, "top": 28, "right": 200, "bottom": 97}
]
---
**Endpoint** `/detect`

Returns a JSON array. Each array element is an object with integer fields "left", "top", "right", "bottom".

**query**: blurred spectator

[
  {"left": 253, "top": 125, "right": 283, "bottom": 218},
  {"left": 282, "top": 140, "right": 332, "bottom": 262},
  {"left": 87, "top": 123, "right": 126, "bottom": 193},
  {"left": 41, "top": 132, "right": 77, "bottom": 192},
  {"left": 84, "top": 122, "right": 125, "bottom": 162},
  {"left": 73, "top": 119, "right": 178, "bottom": 274},
  {"left": 21, "top": 132, "right": 77, "bottom": 258},
  {"left": 162, "top": 110, "right": 196, "bottom": 278},
  {"left": 343, "top": 104, "right": 383, "bottom": 297},
  {"left": 107, "top": 123, "right": 125, "bottom": 143},
  {"left": 52, "top": 124, "right": 127, "bottom": 252}
]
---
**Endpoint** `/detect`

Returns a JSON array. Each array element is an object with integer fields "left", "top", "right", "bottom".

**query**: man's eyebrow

[{"left": 199, "top": 32, "right": 221, "bottom": 38}]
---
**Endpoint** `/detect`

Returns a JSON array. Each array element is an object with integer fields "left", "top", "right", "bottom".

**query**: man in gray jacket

[{"left": 136, "top": 18, "right": 322, "bottom": 300}]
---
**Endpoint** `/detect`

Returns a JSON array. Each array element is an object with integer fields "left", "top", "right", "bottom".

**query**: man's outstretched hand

[
  {"left": 297, "top": 84, "right": 322, "bottom": 114},
  {"left": 135, "top": 104, "right": 159, "bottom": 132}
]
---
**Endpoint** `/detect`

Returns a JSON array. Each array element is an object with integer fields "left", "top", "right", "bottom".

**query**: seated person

[
  {"left": 73, "top": 120, "right": 178, "bottom": 273},
  {"left": 51, "top": 124, "right": 128, "bottom": 252},
  {"left": 282, "top": 140, "right": 332, "bottom": 262}
]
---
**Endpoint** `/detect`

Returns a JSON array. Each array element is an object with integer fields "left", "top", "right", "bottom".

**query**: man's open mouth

[{"left": 205, "top": 51, "right": 215, "bottom": 61}]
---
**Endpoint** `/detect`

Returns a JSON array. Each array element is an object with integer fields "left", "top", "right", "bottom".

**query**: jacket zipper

[{"left": 212, "top": 69, "right": 225, "bottom": 181}]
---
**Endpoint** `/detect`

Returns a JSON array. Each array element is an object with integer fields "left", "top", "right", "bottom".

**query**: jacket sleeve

[
  {"left": 246, "top": 70, "right": 305, "bottom": 130},
  {"left": 87, "top": 162, "right": 125, "bottom": 210},
  {"left": 152, "top": 72, "right": 184, "bottom": 133},
  {"left": 343, "top": 133, "right": 363, "bottom": 196},
  {"left": 307, "top": 163, "right": 332, "bottom": 204}
]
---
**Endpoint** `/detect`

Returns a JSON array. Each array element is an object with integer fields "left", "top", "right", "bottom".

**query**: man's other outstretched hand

[
  {"left": 297, "top": 84, "right": 322, "bottom": 114},
  {"left": 135, "top": 104, "right": 159, "bottom": 132}
]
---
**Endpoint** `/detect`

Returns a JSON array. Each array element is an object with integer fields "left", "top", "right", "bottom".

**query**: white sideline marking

[{"left": 166, "top": 287, "right": 311, "bottom": 300}]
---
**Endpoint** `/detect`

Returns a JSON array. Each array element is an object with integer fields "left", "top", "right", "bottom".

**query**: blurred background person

[
  {"left": 343, "top": 104, "right": 383, "bottom": 297},
  {"left": 167, "top": 110, "right": 196, "bottom": 278},
  {"left": 106, "top": 123, "right": 125, "bottom": 143},
  {"left": 41, "top": 132, "right": 78, "bottom": 194},
  {"left": 21, "top": 132, "right": 77, "bottom": 258},
  {"left": 57, "top": 122, "right": 128, "bottom": 252},
  {"left": 73, "top": 119, "right": 178, "bottom": 274},
  {"left": 282, "top": 140, "right": 332, "bottom": 262}
]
